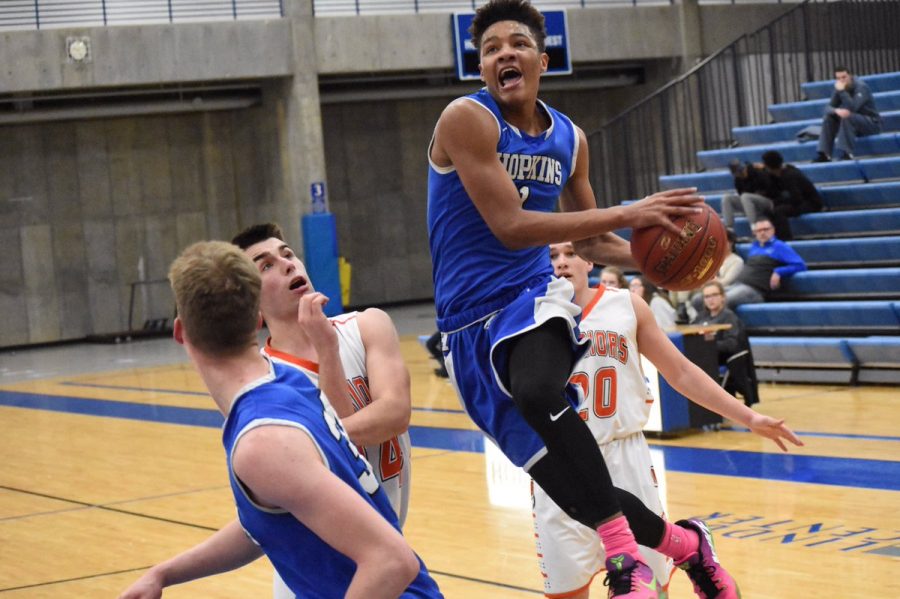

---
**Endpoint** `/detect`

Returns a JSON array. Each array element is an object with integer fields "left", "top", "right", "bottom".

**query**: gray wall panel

[
  {"left": 76, "top": 122, "right": 114, "bottom": 219},
  {"left": 21, "top": 224, "right": 60, "bottom": 343},
  {"left": 0, "top": 3, "right": 796, "bottom": 345}
]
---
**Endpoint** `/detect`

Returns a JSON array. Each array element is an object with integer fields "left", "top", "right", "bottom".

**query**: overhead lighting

[{"left": 66, "top": 36, "right": 91, "bottom": 63}]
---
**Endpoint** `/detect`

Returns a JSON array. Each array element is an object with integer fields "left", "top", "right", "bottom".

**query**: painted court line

[{"left": 3, "top": 390, "right": 899, "bottom": 492}]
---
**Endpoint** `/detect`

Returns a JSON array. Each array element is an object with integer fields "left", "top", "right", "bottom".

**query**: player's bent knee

[{"left": 510, "top": 381, "right": 566, "bottom": 428}]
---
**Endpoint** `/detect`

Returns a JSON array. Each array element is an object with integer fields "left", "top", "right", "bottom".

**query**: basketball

[{"left": 630, "top": 203, "right": 728, "bottom": 292}]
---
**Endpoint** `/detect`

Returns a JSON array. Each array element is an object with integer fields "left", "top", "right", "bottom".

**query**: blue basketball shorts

[{"left": 443, "top": 276, "right": 589, "bottom": 469}]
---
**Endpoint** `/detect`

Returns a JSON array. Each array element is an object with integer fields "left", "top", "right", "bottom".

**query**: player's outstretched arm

[
  {"left": 632, "top": 295, "right": 803, "bottom": 452},
  {"left": 339, "top": 307, "right": 411, "bottom": 446},
  {"left": 233, "top": 425, "right": 420, "bottom": 599},
  {"left": 117, "top": 520, "right": 264, "bottom": 599}
]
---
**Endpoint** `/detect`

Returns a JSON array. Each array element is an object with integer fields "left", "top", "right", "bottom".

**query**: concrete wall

[
  {"left": 0, "top": 107, "right": 289, "bottom": 346},
  {"left": 0, "top": 3, "right": 793, "bottom": 345},
  {"left": 0, "top": 5, "right": 791, "bottom": 92},
  {"left": 0, "top": 20, "right": 294, "bottom": 94}
]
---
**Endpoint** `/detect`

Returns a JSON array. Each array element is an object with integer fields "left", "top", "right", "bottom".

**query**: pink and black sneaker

[
  {"left": 603, "top": 553, "right": 659, "bottom": 598},
  {"left": 675, "top": 519, "right": 741, "bottom": 598}
]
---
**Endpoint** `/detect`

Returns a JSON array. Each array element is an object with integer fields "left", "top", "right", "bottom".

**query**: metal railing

[
  {"left": 588, "top": 0, "right": 900, "bottom": 206},
  {"left": 0, "top": 0, "right": 282, "bottom": 30},
  {"left": 310, "top": 0, "right": 805, "bottom": 16},
  {"left": 313, "top": 0, "right": 674, "bottom": 16}
]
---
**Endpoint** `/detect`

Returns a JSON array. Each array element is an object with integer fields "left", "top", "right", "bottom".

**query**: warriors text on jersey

[
  {"left": 570, "top": 286, "right": 655, "bottom": 445},
  {"left": 222, "top": 359, "right": 441, "bottom": 598},
  {"left": 262, "top": 311, "right": 412, "bottom": 526},
  {"left": 427, "top": 88, "right": 579, "bottom": 330}
]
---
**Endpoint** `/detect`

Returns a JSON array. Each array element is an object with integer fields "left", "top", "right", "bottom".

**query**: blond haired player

[
  {"left": 541, "top": 242, "right": 802, "bottom": 599},
  {"left": 117, "top": 241, "right": 441, "bottom": 599}
]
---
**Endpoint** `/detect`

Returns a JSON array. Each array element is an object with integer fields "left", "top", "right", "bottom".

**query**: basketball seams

[
  {"left": 661, "top": 205, "right": 711, "bottom": 287},
  {"left": 629, "top": 204, "right": 727, "bottom": 292},
  {"left": 633, "top": 225, "right": 669, "bottom": 274}
]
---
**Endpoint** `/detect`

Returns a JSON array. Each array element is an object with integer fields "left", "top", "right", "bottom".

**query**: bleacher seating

[
  {"left": 654, "top": 70, "right": 900, "bottom": 384},
  {"left": 768, "top": 90, "right": 900, "bottom": 122},
  {"left": 738, "top": 236, "right": 900, "bottom": 268},
  {"left": 801, "top": 72, "right": 900, "bottom": 99},
  {"left": 697, "top": 133, "right": 900, "bottom": 170},
  {"left": 737, "top": 300, "right": 899, "bottom": 334},
  {"left": 732, "top": 206, "right": 900, "bottom": 239},
  {"left": 703, "top": 181, "right": 900, "bottom": 214},
  {"left": 773, "top": 267, "right": 900, "bottom": 299},
  {"left": 732, "top": 111, "right": 900, "bottom": 146},
  {"left": 660, "top": 156, "right": 900, "bottom": 190}
]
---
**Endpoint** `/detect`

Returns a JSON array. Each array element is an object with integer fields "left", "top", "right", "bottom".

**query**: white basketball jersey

[
  {"left": 571, "top": 287, "right": 655, "bottom": 446},
  {"left": 262, "top": 312, "right": 411, "bottom": 526}
]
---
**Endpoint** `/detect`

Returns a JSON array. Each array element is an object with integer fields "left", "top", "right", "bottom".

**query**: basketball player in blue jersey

[
  {"left": 232, "top": 223, "right": 415, "bottom": 599},
  {"left": 427, "top": 1, "right": 723, "bottom": 597},
  {"left": 541, "top": 242, "right": 802, "bottom": 598},
  {"left": 117, "top": 241, "right": 442, "bottom": 599}
]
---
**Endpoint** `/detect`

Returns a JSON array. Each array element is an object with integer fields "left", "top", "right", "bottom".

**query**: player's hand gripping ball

[{"left": 630, "top": 204, "right": 728, "bottom": 292}]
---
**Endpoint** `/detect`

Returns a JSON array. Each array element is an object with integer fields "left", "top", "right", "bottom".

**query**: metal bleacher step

[
  {"left": 732, "top": 206, "right": 900, "bottom": 239},
  {"left": 768, "top": 90, "right": 900, "bottom": 122},
  {"left": 737, "top": 300, "right": 900, "bottom": 336},
  {"left": 732, "top": 110, "right": 900, "bottom": 146},
  {"left": 698, "top": 133, "right": 900, "bottom": 170},
  {"left": 772, "top": 267, "right": 900, "bottom": 300},
  {"left": 699, "top": 181, "right": 900, "bottom": 214},
  {"left": 801, "top": 71, "right": 900, "bottom": 100},
  {"left": 736, "top": 235, "right": 900, "bottom": 269},
  {"left": 660, "top": 155, "right": 900, "bottom": 191},
  {"left": 750, "top": 335, "right": 900, "bottom": 384}
]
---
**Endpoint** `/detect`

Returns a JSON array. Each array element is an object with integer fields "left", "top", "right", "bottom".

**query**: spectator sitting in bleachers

[
  {"left": 685, "top": 227, "right": 744, "bottom": 319},
  {"left": 722, "top": 216, "right": 806, "bottom": 309},
  {"left": 813, "top": 65, "right": 881, "bottom": 162},
  {"left": 762, "top": 150, "right": 824, "bottom": 240},
  {"left": 599, "top": 265, "right": 628, "bottom": 289},
  {"left": 691, "top": 281, "right": 759, "bottom": 407},
  {"left": 629, "top": 275, "right": 677, "bottom": 331},
  {"left": 721, "top": 159, "right": 779, "bottom": 229}
]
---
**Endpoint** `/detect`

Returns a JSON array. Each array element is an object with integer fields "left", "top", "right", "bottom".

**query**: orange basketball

[{"left": 630, "top": 204, "right": 728, "bottom": 292}]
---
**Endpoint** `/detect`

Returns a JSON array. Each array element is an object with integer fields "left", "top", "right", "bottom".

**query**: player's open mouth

[
  {"left": 499, "top": 67, "right": 522, "bottom": 89},
  {"left": 289, "top": 276, "right": 307, "bottom": 291}
]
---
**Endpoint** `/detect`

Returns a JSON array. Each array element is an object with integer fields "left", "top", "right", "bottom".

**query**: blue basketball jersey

[
  {"left": 427, "top": 88, "right": 579, "bottom": 330},
  {"left": 222, "top": 360, "right": 442, "bottom": 599}
]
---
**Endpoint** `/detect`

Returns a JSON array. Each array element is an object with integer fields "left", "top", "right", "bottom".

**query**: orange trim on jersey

[
  {"left": 543, "top": 571, "right": 599, "bottom": 599},
  {"left": 581, "top": 285, "right": 606, "bottom": 320},
  {"left": 263, "top": 338, "right": 319, "bottom": 373},
  {"left": 330, "top": 314, "right": 358, "bottom": 326}
]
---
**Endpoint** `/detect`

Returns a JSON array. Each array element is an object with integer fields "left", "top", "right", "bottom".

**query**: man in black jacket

[
  {"left": 721, "top": 159, "right": 779, "bottom": 229},
  {"left": 762, "top": 150, "right": 823, "bottom": 240},
  {"left": 814, "top": 66, "right": 881, "bottom": 162}
]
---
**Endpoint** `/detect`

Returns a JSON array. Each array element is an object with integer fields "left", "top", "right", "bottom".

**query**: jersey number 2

[{"left": 570, "top": 366, "right": 617, "bottom": 419}]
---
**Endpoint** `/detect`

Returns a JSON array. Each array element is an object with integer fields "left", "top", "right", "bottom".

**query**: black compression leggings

[{"left": 508, "top": 319, "right": 666, "bottom": 546}]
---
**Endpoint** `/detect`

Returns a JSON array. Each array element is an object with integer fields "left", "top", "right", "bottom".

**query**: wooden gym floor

[{"left": 1, "top": 307, "right": 898, "bottom": 597}]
